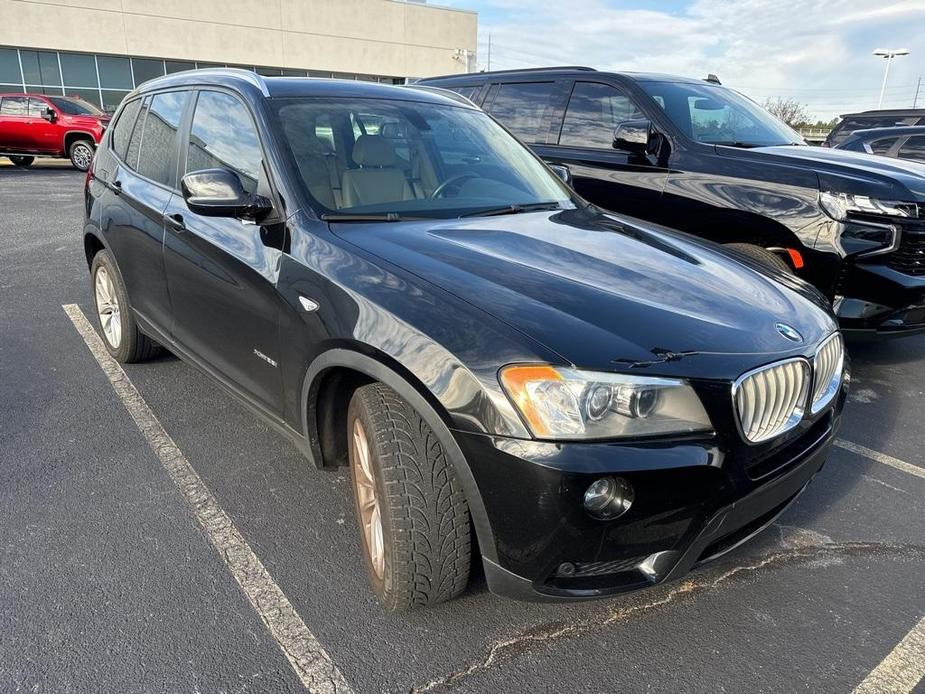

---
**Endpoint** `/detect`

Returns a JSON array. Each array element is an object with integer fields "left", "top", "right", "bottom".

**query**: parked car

[
  {"left": 83, "top": 69, "right": 847, "bottom": 610},
  {"left": 835, "top": 125, "right": 925, "bottom": 163},
  {"left": 418, "top": 68, "right": 925, "bottom": 339},
  {"left": 0, "top": 93, "right": 108, "bottom": 170},
  {"left": 823, "top": 109, "right": 925, "bottom": 148}
]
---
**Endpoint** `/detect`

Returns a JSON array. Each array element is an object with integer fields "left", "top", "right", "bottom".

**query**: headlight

[
  {"left": 499, "top": 365, "right": 712, "bottom": 440},
  {"left": 819, "top": 191, "right": 915, "bottom": 221}
]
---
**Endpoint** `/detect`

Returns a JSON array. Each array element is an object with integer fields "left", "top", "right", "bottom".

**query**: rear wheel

[
  {"left": 724, "top": 243, "right": 794, "bottom": 274},
  {"left": 347, "top": 383, "right": 471, "bottom": 612},
  {"left": 69, "top": 139, "right": 94, "bottom": 171},
  {"left": 90, "top": 250, "right": 160, "bottom": 363},
  {"left": 9, "top": 155, "right": 34, "bottom": 167}
]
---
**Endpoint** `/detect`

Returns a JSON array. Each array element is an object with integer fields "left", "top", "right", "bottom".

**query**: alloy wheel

[
  {"left": 72, "top": 143, "right": 93, "bottom": 170},
  {"left": 94, "top": 266, "right": 122, "bottom": 348},
  {"left": 350, "top": 418, "right": 385, "bottom": 579}
]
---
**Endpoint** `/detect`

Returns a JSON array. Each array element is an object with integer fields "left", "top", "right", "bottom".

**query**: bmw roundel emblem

[{"left": 776, "top": 323, "right": 803, "bottom": 343}]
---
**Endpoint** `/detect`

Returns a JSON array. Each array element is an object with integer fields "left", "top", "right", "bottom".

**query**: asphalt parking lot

[{"left": 1, "top": 163, "right": 924, "bottom": 694}]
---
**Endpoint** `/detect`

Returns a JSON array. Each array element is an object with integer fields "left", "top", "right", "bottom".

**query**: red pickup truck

[{"left": 0, "top": 93, "right": 110, "bottom": 171}]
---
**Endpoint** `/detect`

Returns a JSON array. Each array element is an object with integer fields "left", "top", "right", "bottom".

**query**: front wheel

[
  {"left": 9, "top": 155, "right": 34, "bottom": 167},
  {"left": 90, "top": 250, "right": 160, "bottom": 363},
  {"left": 69, "top": 139, "right": 94, "bottom": 171},
  {"left": 347, "top": 383, "right": 471, "bottom": 612}
]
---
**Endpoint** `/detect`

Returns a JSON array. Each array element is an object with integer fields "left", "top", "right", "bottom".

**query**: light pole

[{"left": 873, "top": 48, "right": 909, "bottom": 109}]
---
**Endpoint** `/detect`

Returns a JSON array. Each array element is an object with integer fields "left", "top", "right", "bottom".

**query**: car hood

[
  {"left": 62, "top": 114, "right": 109, "bottom": 127},
  {"left": 332, "top": 208, "right": 837, "bottom": 378},
  {"left": 716, "top": 144, "right": 925, "bottom": 201}
]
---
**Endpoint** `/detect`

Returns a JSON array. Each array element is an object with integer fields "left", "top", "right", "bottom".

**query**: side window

[
  {"left": 869, "top": 137, "right": 898, "bottom": 156},
  {"left": 111, "top": 98, "right": 142, "bottom": 160},
  {"left": 486, "top": 82, "right": 557, "bottom": 144},
  {"left": 559, "top": 82, "right": 646, "bottom": 149},
  {"left": 0, "top": 96, "right": 28, "bottom": 116},
  {"left": 136, "top": 91, "right": 188, "bottom": 186},
  {"left": 28, "top": 98, "right": 49, "bottom": 117},
  {"left": 125, "top": 96, "right": 150, "bottom": 170},
  {"left": 187, "top": 90, "right": 262, "bottom": 194},
  {"left": 898, "top": 135, "right": 925, "bottom": 161}
]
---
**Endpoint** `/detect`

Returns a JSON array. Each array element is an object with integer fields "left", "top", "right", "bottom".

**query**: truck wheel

[
  {"left": 724, "top": 243, "right": 794, "bottom": 275},
  {"left": 90, "top": 250, "right": 161, "bottom": 363},
  {"left": 69, "top": 139, "right": 94, "bottom": 171},
  {"left": 347, "top": 382, "right": 471, "bottom": 612},
  {"left": 9, "top": 156, "right": 34, "bottom": 167}
]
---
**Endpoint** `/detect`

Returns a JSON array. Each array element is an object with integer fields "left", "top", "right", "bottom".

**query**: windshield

[
  {"left": 639, "top": 81, "right": 804, "bottom": 147},
  {"left": 271, "top": 97, "right": 574, "bottom": 218}
]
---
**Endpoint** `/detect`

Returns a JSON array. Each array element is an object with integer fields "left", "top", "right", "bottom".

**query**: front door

[
  {"left": 534, "top": 81, "right": 670, "bottom": 221},
  {"left": 162, "top": 89, "right": 284, "bottom": 414}
]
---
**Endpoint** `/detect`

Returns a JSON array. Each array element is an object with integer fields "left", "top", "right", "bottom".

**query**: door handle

[{"left": 164, "top": 213, "right": 186, "bottom": 232}]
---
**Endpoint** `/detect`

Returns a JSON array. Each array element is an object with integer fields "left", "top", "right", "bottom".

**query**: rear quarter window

[{"left": 111, "top": 98, "right": 142, "bottom": 160}]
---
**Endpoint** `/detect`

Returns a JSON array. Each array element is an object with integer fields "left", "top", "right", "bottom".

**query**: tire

[
  {"left": 68, "top": 139, "right": 94, "bottom": 171},
  {"left": 90, "top": 250, "right": 161, "bottom": 363},
  {"left": 347, "top": 382, "right": 471, "bottom": 612},
  {"left": 9, "top": 155, "right": 34, "bottom": 167},
  {"left": 724, "top": 243, "right": 794, "bottom": 275}
]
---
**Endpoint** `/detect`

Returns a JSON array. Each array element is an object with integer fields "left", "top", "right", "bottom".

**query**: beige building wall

[{"left": 0, "top": 0, "right": 477, "bottom": 78}]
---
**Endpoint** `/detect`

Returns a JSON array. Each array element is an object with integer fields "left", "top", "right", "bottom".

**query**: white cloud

[{"left": 457, "top": 0, "right": 925, "bottom": 120}]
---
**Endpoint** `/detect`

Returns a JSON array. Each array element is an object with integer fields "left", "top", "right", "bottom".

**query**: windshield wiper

[
  {"left": 321, "top": 212, "right": 426, "bottom": 222},
  {"left": 460, "top": 201, "right": 563, "bottom": 218}
]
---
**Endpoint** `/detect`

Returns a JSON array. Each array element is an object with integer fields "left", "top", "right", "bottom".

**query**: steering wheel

[{"left": 430, "top": 172, "right": 479, "bottom": 199}]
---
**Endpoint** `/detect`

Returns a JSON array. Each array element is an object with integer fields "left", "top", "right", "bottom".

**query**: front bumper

[
  {"left": 833, "top": 220, "right": 925, "bottom": 338},
  {"left": 456, "top": 389, "right": 845, "bottom": 602}
]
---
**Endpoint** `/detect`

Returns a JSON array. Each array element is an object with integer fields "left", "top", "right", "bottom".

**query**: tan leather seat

[{"left": 341, "top": 135, "right": 416, "bottom": 207}]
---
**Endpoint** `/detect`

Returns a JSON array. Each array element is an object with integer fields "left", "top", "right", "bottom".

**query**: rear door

[
  {"left": 162, "top": 88, "right": 285, "bottom": 414},
  {"left": 535, "top": 80, "right": 669, "bottom": 220},
  {"left": 0, "top": 96, "right": 31, "bottom": 150},
  {"left": 100, "top": 92, "right": 186, "bottom": 333}
]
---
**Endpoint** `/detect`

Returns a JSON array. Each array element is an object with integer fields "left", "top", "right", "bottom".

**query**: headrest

[{"left": 352, "top": 135, "right": 399, "bottom": 167}]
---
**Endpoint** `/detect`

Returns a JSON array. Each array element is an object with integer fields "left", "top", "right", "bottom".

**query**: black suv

[
  {"left": 84, "top": 69, "right": 846, "bottom": 610},
  {"left": 419, "top": 68, "right": 925, "bottom": 338}
]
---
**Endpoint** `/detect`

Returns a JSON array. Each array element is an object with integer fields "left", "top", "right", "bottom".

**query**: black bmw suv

[
  {"left": 84, "top": 69, "right": 847, "bottom": 610},
  {"left": 419, "top": 67, "right": 925, "bottom": 338}
]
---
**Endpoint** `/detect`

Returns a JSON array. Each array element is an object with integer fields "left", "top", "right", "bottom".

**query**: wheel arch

[
  {"left": 83, "top": 225, "right": 108, "bottom": 267},
  {"left": 301, "top": 347, "right": 499, "bottom": 563},
  {"left": 64, "top": 130, "right": 96, "bottom": 153}
]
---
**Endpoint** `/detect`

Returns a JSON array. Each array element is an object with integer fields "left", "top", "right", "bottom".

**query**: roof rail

[
  {"left": 139, "top": 67, "right": 271, "bottom": 96},
  {"left": 416, "top": 65, "right": 595, "bottom": 82}
]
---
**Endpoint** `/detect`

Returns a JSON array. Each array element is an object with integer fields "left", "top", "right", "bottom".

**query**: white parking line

[
  {"left": 63, "top": 304, "right": 353, "bottom": 694},
  {"left": 836, "top": 440, "right": 925, "bottom": 480},
  {"left": 853, "top": 616, "right": 925, "bottom": 694}
]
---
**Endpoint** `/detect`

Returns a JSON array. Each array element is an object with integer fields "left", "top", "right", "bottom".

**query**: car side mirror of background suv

[
  {"left": 613, "top": 119, "right": 657, "bottom": 154},
  {"left": 42, "top": 107, "right": 56, "bottom": 123},
  {"left": 181, "top": 168, "right": 272, "bottom": 221}
]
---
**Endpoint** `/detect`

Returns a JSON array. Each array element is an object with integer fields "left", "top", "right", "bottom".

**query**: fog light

[{"left": 583, "top": 476, "right": 634, "bottom": 519}]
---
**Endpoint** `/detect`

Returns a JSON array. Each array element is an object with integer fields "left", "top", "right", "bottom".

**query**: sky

[{"left": 438, "top": 0, "right": 925, "bottom": 121}]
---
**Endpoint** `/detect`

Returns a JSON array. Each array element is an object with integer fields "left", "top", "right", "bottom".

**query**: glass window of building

[
  {"left": 132, "top": 58, "right": 165, "bottom": 85},
  {"left": 165, "top": 61, "right": 195, "bottom": 74},
  {"left": 0, "top": 48, "right": 21, "bottom": 87},
  {"left": 97, "top": 56, "right": 133, "bottom": 89},
  {"left": 60, "top": 52, "right": 98, "bottom": 88}
]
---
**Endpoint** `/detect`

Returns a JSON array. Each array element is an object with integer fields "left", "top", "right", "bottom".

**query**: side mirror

[
  {"left": 548, "top": 163, "right": 572, "bottom": 186},
  {"left": 42, "top": 108, "right": 56, "bottom": 123},
  {"left": 181, "top": 168, "right": 271, "bottom": 220},
  {"left": 613, "top": 119, "right": 652, "bottom": 154}
]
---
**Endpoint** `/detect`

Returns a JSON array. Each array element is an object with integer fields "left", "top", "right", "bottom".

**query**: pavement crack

[{"left": 410, "top": 538, "right": 925, "bottom": 693}]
